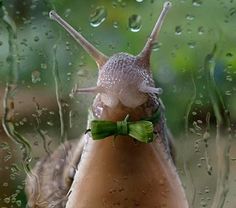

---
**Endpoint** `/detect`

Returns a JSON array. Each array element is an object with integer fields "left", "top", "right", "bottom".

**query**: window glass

[{"left": 0, "top": 0, "right": 235, "bottom": 207}]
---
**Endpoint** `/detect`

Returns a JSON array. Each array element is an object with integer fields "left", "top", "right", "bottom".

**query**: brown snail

[{"left": 25, "top": 2, "right": 189, "bottom": 207}]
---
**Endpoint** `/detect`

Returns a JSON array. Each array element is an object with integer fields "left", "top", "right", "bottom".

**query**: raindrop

[
  {"left": 17, "top": 185, "right": 23, "bottom": 190},
  {"left": 200, "top": 199, "right": 207, "bottom": 207},
  {"left": 0, "top": 142, "right": 9, "bottom": 150},
  {"left": 136, "top": 0, "right": 144, "bottom": 2},
  {"left": 225, "top": 90, "right": 232, "bottom": 96},
  {"left": 41, "top": 63, "right": 47, "bottom": 69},
  {"left": 64, "top": 8, "right": 71, "bottom": 18},
  {"left": 197, "top": 163, "right": 202, "bottom": 168},
  {"left": 90, "top": 6, "right": 107, "bottom": 27},
  {"left": 193, "top": 121, "right": 202, "bottom": 130},
  {"left": 0, "top": 41, "right": 3, "bottom": 46},
  {"left": 16, "top": 200, "right": 22, "bottom": 207},
  {"left": 175, "top": 25, "right": 182, "bottom": 35},
  {"left": 34, "top": 36, "right": 39, "bottom": 42},
  {"left": 47, "top": 121, "right": 54, "bottom": 126},
  {"left": 112, "top": 1, "right": 118, "bottom": 8},
  {"left": 113, "top": 21, "right": 119, "bottom": 29},
  {"left": 188, "top": 41, "right": 196, "bottom": 48},
  {"left": 120, "top": 1, "right": 126, "bottom": 7},
  {"left": 198, "top": 26, "right": 204, "bottom": 35},
  {"left": 152, "top": 42, "right": 162, "bottom": 51},
  {"left": 3, "top": 182, "right": 8, "bottom": 187},
  {"left": 31, "top": 70, "right": 41, "bottom": 83},
  {"left": 186, "top": 14, "right": 195, "bottom": 21},
  {"left": 77, "top": 69, "right": 86, "bottom": 76},
  {"left": 203, "top": 132, "right": 210, "bottom": 140},
  {"left": 226, "top": 52, "right": 233, "bottom": 57},
  {"left": 207, "top": 165, "right": 213, "bottom": 175},
  {"left": 192, "top": 0, "right": 202, "bottom": 7},
  {"left": 229, "top": 7, "right": 236, "bottom": 16},
  {"left": 205, "top": 186, "right": 210, "bottom": 193},
  {"left": 11, "top": 197, "right": 16, "bottom": 203},
  {"left": 49, "top": 111, "right": 55, "bottom": 115},
  {"left": 4, "top": 153, "right": 12, "bottom": 161},
  {"left": 226, "top": 75, "right": 232, "bottom": 82},
  {"left": 128, "top": 14, "right": 142, "bottom": 32},
  {"left": 3, "top": 197, "right": 10, "bottom": 204}
]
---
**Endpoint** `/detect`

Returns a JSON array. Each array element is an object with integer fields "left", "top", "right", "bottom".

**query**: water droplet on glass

[
  {"left": 152, "top": 42, "right": 162, "bottom": 51},
  {"left": 112, "top": 1, "right": 118, "bottom": 8},
  {"left": 16, "top": 200, "right": 22, "bottom": 207},
  {"left": 34, "top": 36, "right": 39, "bottom": 42},
  {"left": 200, "top": 199, "right": 207, "bottom": 207},
  {"left": 193, "top": 121, "right": 202, "bottom": 130},
  {"left": 197, "top": 163, "right": 202, "bottom": 168},
  {"left": 186, "top": 14, "right": 195, "bottom": 21},
  {"left": 136, "top": 0, "right": 144, "bottom": 2},
  {"left": 41, "top": 63, "right": 47, "bottom": 69},
  {"left": 225, "top": 90, "right": 232, "bottom": 96},
  {"left": 175, "top": 26, "right": 182, "bottom": 35},
  {"left": 11, "top": 197, "right": 16, "bottom": 203},
  {"left": 192, "top": 0, "right": 202, "bottom": 7},
  {"left": 198, "top": 26, "right": 204, "bottom": 35},
  {"left": 205, "top": 186, "right": 210, "bottom": 193},
  {"left": 226, "top": 75, "right": 232, "bottom": 82},
  {"left": 0, "top": 41, "right": 3, "bottom": 46},
  {"left": 128, "top": 14, "right": 142, "bottom": 32},
  {"left": 120, "top": 1, "right": 127, "bottom": 7},
  {"left": 229, "top": 7, "right": 236, "bottom": 16},
  {"left": 203, "top": 132, "right": 210, "bottom": 140},
  {"left": 113, "top": 21, "right": 119, "bottom": 29},
  {"left": 90, "top": 6, "right": 107, "bottom": 27},
  {"left": 31, "top": 70, "right": 41, "bottom": 83},
  {"left": 4, "top": 153, "right": 12, "bottom": 161},
  {"left": 0, "top": 142, "right": 9, "bottom": 150},
  {"left": 64, "top": 8, "right": 71, "bottom": 18},
  {"left": 226, "top": 52, "right": 233, "bottom": 57},
  {"left": 207, "top": 165, "right": 213, "bottom": 175},
  {"left": 47, "top": 121, "right": 54, "bottom": 126},
  {"left": 4, "top": 197, "right": 10, "bottom": 204},
  {"left": 188, "top": 41, "right": 196, "bottom": 48},
  {"left": 3, "top": 182, "right": 8, "bottom": 187}
]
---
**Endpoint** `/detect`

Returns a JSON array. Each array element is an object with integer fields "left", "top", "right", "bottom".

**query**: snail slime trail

[{"left": 25, "top": 2, "right": 189, "bottom": 208}]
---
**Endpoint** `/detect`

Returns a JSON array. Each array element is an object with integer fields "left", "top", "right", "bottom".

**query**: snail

[{"left": 25, "top": 2, "right": 189, "bottom": 208}]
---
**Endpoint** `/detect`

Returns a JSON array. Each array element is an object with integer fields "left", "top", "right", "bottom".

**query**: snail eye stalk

[{"left": 49, "top": 10, "right": 108, "bottom": 68}]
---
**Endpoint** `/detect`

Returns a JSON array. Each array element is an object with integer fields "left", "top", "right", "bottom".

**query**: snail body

[{"left": 26, "top": 2, "right": 189, "bottom": 208}]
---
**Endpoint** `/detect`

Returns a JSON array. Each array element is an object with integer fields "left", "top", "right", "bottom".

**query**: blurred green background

[{"left": 0, "top": 0, "right": 235, "bottom": 207}]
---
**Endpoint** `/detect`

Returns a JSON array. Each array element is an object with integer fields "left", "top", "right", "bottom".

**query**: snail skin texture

[{"left": 25, "top": 2, "right": 189, "bottom": 208}]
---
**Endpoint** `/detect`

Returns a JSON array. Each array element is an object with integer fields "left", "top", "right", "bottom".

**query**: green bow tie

[{"left": 87, "top": 110, "right": 160, "bottom": 143}]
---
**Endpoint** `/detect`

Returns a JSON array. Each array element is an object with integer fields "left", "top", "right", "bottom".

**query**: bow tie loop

[{"left": 89, "top": 116, "right": 154, "bottom": 143}]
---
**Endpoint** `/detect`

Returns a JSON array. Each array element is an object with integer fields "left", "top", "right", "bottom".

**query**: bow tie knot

[{"left": 87, "top": 111, "right": 160, "bottom": 143}]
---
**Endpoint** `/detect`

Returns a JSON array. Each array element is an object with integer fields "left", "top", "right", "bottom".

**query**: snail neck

[{"left": 65, "top": 99, "right": 189, "bottom": 208}]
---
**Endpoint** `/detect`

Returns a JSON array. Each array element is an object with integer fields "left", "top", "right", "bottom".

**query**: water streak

[
  {"left": 32, "top": 98, "right": 51, "bottom": 156},
  {"left": 52, "top": 45, "right": 66, "bottom": 142},
  {"left": 184, "top": 72, "right": 197, "bottom": 207},
  {"left": 1, "top": 4, "right": 32, "bottom": 171},
  {"left": 205, "top": 45, "right": 231, "bottom": 208}
]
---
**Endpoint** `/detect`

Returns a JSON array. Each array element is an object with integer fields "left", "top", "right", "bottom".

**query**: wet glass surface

[{"left": 0, "top": 0, "right": 235, "bottom": 207}]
